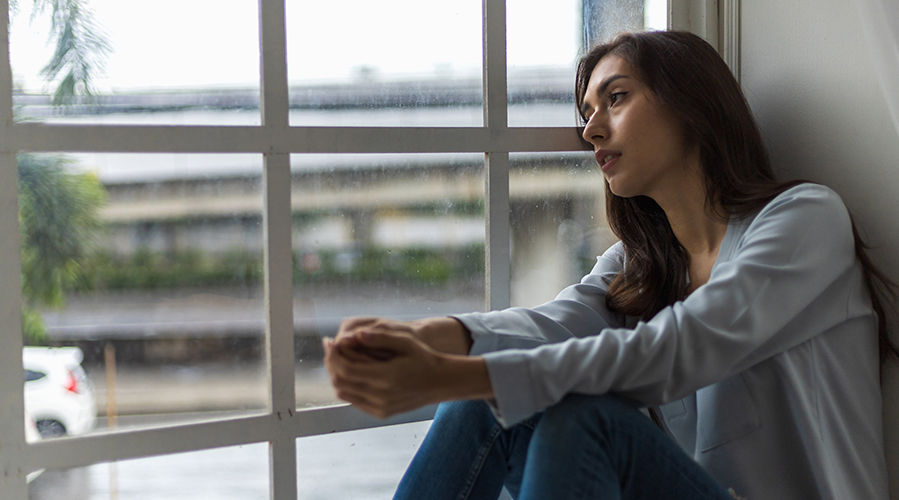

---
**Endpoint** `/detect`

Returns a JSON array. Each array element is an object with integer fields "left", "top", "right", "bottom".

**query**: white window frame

[{"left": 0, "top": 0, "right": 712, "bottom": 498}]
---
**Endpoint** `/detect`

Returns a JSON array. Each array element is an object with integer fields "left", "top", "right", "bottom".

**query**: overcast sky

[{"left": 9, "top": 0, "right": 602, "bottom": 93}]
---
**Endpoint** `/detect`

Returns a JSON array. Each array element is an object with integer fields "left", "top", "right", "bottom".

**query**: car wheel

[{"left": 36, "top": 419, "right": 67, "bottom": 438}]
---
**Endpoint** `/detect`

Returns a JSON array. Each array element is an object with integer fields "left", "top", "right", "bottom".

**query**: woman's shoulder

[
  {"left": 750, "top": 182, "right": 850, "bottom": 227},
  {"left": 730, "top": 182, "right": 854, "bottom": 256}
]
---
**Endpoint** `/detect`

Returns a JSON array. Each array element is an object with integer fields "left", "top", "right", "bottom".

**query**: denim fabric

[{"left": 394, "top": 395, "right": 734, "bottom": 500}]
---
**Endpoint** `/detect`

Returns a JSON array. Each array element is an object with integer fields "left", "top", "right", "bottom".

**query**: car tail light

[{"left": 64, "top": 369, "right": 80, "bottom": 394}]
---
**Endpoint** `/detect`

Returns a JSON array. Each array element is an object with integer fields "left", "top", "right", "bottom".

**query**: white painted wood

[
  {"left": 263, "top": 153, "right": 297, "bottom": 500},
  {"left": 483, "top": 0, "right": 512, "bottom": 310},
  {"left": 290, "top": 405, "right": 437, "bottom": 438},
  {"left": 259, "top": 0, "right": 289, "bottom": 130},
  {"left": 0, "top": 152, "right": 27, "bottom": 500},
  {"left": 486, "top": 152, "right": 512, "bottom": 310},
  {"left": 24, "top": 413, "right": 272, "bottom": 472},
  {"left": 0, "top": 0, "right": 27, "bottom": 497},
  {"left": 7, "top": 123, "right": 587, "bottom": 153},
  {"left": 718, "top": 0, "right": 741, "bottom": 80},
  {"left": 21, "top": 405, "right": 435, "bottom": 473},
  {"left": 669, "top": 0, "right": 718, "bottom": 47},
  {"left": 258, "top": 0, "right": 296, "bottom": 496}
]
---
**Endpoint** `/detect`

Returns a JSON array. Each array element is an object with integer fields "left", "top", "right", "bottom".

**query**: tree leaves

[
  {"left": 18, "top": 153, "right": 106, "bottom": 343},
  {"left": 17, "top": 0, "right": 111, "bottom": 103}
]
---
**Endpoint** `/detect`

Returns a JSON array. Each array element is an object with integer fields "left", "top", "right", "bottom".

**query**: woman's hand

[{"left": 323, "top": 322, "right": 492, "bottom": 419}]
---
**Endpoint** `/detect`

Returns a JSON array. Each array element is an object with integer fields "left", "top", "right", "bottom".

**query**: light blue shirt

[{"left": 455, "top": 183, "right": 888, "bottom": 499}]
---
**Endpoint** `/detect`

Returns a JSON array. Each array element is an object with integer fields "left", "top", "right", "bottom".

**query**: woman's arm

[
  {"left": 335, "top": 316, "right": 473, "bottom": 356},
  {"left": 481, "top": 184, "right": 866, "bottom": 426}
]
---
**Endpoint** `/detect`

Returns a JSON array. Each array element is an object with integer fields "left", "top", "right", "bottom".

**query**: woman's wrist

[
  {"left": 411, "top": 316, "right": 473, "bottom": 355},
  {"left": 432, "top": 353, "right": 493, "bottom": 402}
]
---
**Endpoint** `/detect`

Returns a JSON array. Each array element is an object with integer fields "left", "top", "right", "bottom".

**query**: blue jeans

[{"left": 394, "top": 394, "right": 734, "bottom": 500}]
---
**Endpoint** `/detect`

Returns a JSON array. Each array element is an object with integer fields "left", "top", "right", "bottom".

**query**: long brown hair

[{"left": 575, "top": 31, "right": 897, "bottom": 359}]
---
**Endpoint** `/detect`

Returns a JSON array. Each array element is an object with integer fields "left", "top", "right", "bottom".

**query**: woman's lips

[
  {"left": 595, "top": 150, "right": 621, "bottom": 172},
  {"left": 600, "top": 156, "right": 619, "bottom": 172}
]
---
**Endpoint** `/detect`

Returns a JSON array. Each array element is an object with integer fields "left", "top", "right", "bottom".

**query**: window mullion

[
  {"left": 0, "top": 0, "right": 28, "bottom": 496},
  {"left": 259, "top": 0, "right": 297, "bottom": 498},
  {"left": 0, "top": 154, "right": 27, "bottom": 499},
  {"left": 483, "top": 0, "right": 511, "bottom": 310}
]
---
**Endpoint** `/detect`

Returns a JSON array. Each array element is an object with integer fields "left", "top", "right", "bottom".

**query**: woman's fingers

[
  {"left": 356, "top": 329, "right": 421, "bottom": 354},
  {"left": 333, "top": 378, "right": 431, "bottom": 418},
  {"left": 324, "top": 320, "right": 447, "bottom": 418}
]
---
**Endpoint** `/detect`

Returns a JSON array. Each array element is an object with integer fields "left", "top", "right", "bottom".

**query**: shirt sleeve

[
  {"left": 452, "top": 241, "right": 628, "bottom": 356},
  {"left": 480, "top": 184, "right": 862, "bottom": 426}
]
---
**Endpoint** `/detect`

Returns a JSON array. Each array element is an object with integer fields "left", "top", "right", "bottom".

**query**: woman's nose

[{"left": 581, "top": 111, "right": 606, "bottom": 146}]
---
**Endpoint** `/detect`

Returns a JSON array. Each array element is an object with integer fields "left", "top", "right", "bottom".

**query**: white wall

[{"left": 740, "top": 0, "right": 899, "bottom": 496}]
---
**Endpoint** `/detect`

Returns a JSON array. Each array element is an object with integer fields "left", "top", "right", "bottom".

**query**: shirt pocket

[{"left": 696, "top": 373, "right": 761, "bottom": 452}]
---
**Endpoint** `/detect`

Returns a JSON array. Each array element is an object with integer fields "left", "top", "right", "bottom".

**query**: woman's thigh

[
  {"left": 394, "top": 400, "right": 537, "bottom": 500},
  {"left": 520, "top": 394, "right": 732, "bottom": 500}
]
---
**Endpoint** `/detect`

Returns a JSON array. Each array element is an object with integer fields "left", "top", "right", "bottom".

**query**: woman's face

[{"left": 580, "top": 55, "right": 696, "bottom": 200}]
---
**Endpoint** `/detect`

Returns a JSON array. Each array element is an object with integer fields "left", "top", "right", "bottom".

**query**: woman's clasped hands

[{"left": 322, "top": 317, "right": 493, "bottom": 419}]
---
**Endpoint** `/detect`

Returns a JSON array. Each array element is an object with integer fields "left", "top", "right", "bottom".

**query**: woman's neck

[{"left": 652, "top": 167, "right": 728, "bottom": 259}]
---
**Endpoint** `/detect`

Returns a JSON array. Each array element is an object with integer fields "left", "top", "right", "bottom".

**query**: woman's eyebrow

[{"left": 598, "top": 74, "right": 630, "bottom": 95}]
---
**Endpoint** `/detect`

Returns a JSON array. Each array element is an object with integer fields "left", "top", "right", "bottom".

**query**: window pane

[
  {"left": 290, "top": 154, "right": 485, "bottom": 409},
  {"left": 286, "top": 0, "right": 483, "bottom": 126},
  {"left": 508, "top": 152, "right": 613, "bottom": 307},
  {"left": 10, "top": 1, "right": 260, "bottom": 125},
  {"left": 508, "top": 0, "right": 668, "bottom": 126},
  {"left": 22, "top": 153, "right": 265, "bottom": 435},
  {"left": 28, "top": 443, "right": 268, "bottom": 499},
  {"left": 297, "top": 421, "right": 430, "bottom": 499}
]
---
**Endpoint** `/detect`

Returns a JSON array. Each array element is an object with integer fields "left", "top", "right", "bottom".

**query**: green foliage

[
  {"left": 21, "top": 306, "right": 47, "bottom": 345},
  {"left": 76, "top": 249, "right": 264, "bottom": 291},
  {"left": 72, "top": 244, "right": 485, "bottom": 292},
  {"left": 295, "top": 245, "right": 484, "bottom": 286},
  {"left": 18, "top": 153, "right": 105, "bottom": 344}
]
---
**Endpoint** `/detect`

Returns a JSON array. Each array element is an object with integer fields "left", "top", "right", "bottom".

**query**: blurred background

[{"left": 11, "top": 0, "right": 665, "bottom": 497}]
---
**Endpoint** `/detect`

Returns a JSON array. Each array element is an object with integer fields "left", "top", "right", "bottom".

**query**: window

[{"left": 0, "top": 1, "right": 708, "bottom": 498}]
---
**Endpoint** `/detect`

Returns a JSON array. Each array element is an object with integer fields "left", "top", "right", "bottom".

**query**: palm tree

[
  {"left": 9, "top": 2, "right": 110, "bottom": 342},
  {"left": 18, "top": 154, "right": 106, "bottom": 344},
  {"left": 10, "top": 0, "right": 111, "bottom": 103}
]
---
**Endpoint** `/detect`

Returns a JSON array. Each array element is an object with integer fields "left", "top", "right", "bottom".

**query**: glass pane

[
  {"left": 508, "top": 0, "right": 668, "bottom": 126},
  {"left": 291, "top": 153, "right": 485, "bottom": 409},
  {"left": 286, "top": 0, "right": 483, "bottom": 126},
  {"left": 10, "top": 0, "right": 260, "bottom": 125},
  {"left": 297, "top": 421, "right": 431, "bottom": 499},
  {"left": 28, "top": 443, "right": 268, "bottom": 499},
  {"left": 21, "top": 153, "right": 265, "bottom": 436},
  {"left": 508, "top": 152, "right": 613, "bottom": 307}
]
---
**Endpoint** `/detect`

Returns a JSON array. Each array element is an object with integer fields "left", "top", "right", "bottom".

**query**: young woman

[{"left": 323, "top": 31, "right": 892, "bottom": 499}]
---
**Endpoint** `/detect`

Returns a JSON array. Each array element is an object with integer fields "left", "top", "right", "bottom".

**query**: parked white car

[{"left": 23, "top": 346, "right": 96, "bottom": 438}]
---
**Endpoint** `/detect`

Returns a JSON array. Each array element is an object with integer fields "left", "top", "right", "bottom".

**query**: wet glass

[
  {"left": 9, "top": 0, "right": 260, "bottom": 125},
  {"left": 20, "top": 153, "right": 265, "bottom": 436},
  {"left": 508, "top": 151, "right": 611, "bottom": 307},
  {"left": 285, "top": 0, "right": 483, "bottom": 126},
  {"left": 507, "top": 0, "right": 668, "bottom": 127},
  {"left": 296, "top": 420, "right": 431, "bottom": 500},
  {"left": 290, "top": 153, "right": 486, "bottom": 409},
  {"left": 28, "top": 443, "right": 268, "bottom": 500}
]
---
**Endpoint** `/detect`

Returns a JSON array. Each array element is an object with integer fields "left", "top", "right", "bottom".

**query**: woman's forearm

[
  {"left": 412, "top": 316, "right": 473, "bottom": 356},
  {"left": 432, "top": 353, "right": 494, "bottom": 401}
]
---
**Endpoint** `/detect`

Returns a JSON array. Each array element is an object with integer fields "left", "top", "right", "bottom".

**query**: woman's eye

[{"left": 608, "top": 91, "right": 626, "bottom": 106}]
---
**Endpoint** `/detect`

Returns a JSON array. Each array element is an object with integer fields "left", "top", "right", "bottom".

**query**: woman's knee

[
  {"left": 429, "top": 400, "right": 500, "bottom": 438},
  {"left": 538, "top": 393, "right": 643, "bottom": 436}
]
